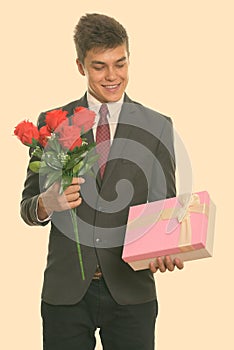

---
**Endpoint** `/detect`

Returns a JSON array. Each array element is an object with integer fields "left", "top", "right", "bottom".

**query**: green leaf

[
  {"left": 44, "top": 170, "right": 62, "bottom": 189},
  {"left": 48, "top": 138, "right": 62, "bottom": 153},
  {"left": 43, "top": 151, "right": 62, "bottom": 170},
  {"left": 29, "top": 161, "right": 41, "bottom": 173},
  {"left": 78, "top": 163, "right": 92, "bottom": 176},
  {"left": 38, "top": 162, "right": 50, "bottom": 175},
  {"left": 86, "top": 154, "right": 99, "bottom": 165},
  {"left": 65, "top": 157, "right": 80, "bottom": 170},
  {"left": 60, "top": 174, "right": 73, "bottom": 193},
  {"left": 68, "top": 142, "right": 95, "bottom": 158},
  {"left": 85, "top": 142, "right": 96, "bottom": 151},
  {"left": 31, "top": 138, "right": 39, "bottom": 148},
  {"left": 32, "top": 146, "right": 43, "bottom": 159},
  {"left": 73, "top": 161, "right": 84, "bottom": 175}
]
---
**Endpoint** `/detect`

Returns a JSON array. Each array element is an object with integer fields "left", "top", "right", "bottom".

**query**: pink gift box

[{"left": 122, "top": 191, "right": 216, "bottom": 270}]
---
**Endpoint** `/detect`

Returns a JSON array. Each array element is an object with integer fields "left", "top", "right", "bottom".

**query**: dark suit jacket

[{"left": 20, "top": 93, "right": 176, "bottom": 305}]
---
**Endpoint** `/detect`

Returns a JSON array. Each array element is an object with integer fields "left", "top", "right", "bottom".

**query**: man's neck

[{"left": 87, "top": 91, "right": 124, "bottom": 106}]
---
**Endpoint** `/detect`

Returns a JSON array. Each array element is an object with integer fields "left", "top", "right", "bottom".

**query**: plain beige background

[{"left": 1, "top": 0, "right": 233, "bottom": 349}]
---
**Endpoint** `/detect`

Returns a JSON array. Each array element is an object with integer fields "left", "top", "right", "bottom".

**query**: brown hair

[{"left": 74, "top": 13, "right": 129, "bottom": 64}]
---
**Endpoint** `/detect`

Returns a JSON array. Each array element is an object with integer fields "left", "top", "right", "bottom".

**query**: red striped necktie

[{"left": 96, "top": 103, "right": 110, "bottom": 178}]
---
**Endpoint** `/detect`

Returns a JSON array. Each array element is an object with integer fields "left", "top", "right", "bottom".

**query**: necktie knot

[
  {"left": 96, "top": 103, "right": 110, "bottom": 179},
  {"left": 99, "top": 103, "right": 109, "bottom": 123}
]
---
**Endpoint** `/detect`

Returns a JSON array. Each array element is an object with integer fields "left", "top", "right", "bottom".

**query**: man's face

[{"left": 76, "top": 44, "right": 129, "bottom": 103}]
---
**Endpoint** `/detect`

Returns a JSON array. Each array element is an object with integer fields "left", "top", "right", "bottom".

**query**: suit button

[
  {"left": 98, "top": 206, "right": 105, "bottom": 212},
  {"left": 96, "top": 238, "right": 101, "bottom": 243}
]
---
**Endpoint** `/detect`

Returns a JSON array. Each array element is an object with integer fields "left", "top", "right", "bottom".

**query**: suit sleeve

[
  {"left": 148, "top": 116, "right": 176, "bottom": 202},
  {"left": 20, "top": 112, "right": 50, "bottom": 226}
]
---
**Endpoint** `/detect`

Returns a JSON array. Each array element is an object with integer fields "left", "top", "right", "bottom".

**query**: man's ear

[{"left": 76, "top": 58, "right": 85, "bottom": 76}]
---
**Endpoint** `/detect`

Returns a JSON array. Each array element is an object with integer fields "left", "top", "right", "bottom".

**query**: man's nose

[{"left": 105, "top": 67, "right": 117, "bottom": 81}]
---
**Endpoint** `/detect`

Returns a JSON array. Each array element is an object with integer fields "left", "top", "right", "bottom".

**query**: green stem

[{"left": 70, "top": 208, "right": 85, "bottom": 280}]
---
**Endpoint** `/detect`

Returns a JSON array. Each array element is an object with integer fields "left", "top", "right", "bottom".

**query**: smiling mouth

[{"left": 101, "top": 83, "right": 121, "bottom": 90}]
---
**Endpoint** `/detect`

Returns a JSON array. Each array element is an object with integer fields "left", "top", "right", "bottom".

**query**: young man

[{"left": 21, "top": 13, "right": 183, "bottom": 350}]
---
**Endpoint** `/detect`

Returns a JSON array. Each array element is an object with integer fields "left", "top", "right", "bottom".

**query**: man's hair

[{"left": 74, "top": 13, "right": 129, "bottom": 64}]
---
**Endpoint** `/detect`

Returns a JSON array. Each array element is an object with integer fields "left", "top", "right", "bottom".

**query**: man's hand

[
  {"left": 149, "top": 256, "right": 184, "bottom": 273},
  {"left": 37, "top": 177, "right": 85, "bottom": 220}
]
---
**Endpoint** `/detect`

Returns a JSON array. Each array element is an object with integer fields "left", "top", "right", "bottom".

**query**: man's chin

[{"left": 101, "top": 92, "right": 124, "bottom": 103}]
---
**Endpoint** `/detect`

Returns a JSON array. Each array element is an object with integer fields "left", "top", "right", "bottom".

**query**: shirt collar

[{"left": 87, "top": 91, "right": 124, "bottom": 118}]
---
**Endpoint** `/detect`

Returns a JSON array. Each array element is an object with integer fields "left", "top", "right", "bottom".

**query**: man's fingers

[
  {"left": 149, "top": 256, "right": 184, "bottom": 274},
  {"left": 149, "top": 261, "right": 158, "bottom": 273},
  {"left": 66, "top": 192, "right": 80, "bottom": 203},
  {"left": 71, "top": 177, "right": 85, "bottom": 185},
  {"left": 41, "top": 177, "right": 85, "bottom": 212},
  {"left": 164, "top": 256, "right": 175, "bottom": 272},
  {"left": 64, "top": 177, "right": 85, "bottom": 195},
  {"left": 64, "top": 185, "right": 80, "bottom": 195},
  {"left": 173, "top": 258, "right": 184, "bottom": 270},
  {"left": 69, "top": 197, "right": 82, "bottom": 209},
  {"left": 156, "top": 257, "right": 167, "bottom": 273}
]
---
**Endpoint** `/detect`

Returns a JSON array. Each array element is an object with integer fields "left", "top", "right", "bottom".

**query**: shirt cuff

[{"left": 35, "top": 196, "right": 53, "bottom": 223}]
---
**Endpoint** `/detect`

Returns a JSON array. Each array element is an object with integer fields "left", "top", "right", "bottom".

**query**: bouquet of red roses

[{"left": 14, "top": 106, "right": 98, "bottom": 280}]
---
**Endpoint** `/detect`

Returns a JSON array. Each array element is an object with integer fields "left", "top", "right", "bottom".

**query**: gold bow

[{"left": 174, "top": 193, "right": 209, "bottom": 251}]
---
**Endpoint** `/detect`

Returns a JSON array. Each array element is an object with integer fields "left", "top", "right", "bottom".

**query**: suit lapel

[
  {"left": 63, "top": 93, "right": 101, "bottom": 185},
  {"left": 67, "top": 93, "right": 95, "bottom": 145}
]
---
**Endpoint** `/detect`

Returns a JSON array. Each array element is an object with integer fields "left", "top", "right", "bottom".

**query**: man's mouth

[{"left": 101, "top": 83, "right": 121, "bottom": 91}]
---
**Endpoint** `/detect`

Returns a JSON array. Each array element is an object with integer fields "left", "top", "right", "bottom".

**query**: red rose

[
  {"left": 69, "top": 136, "right": 83, "bottom": 150},
  {"left": 14, "top": 120, "right": 39, "bottom": 145},
  {"left": 73, "top": 107, "right": 96, "bottom": 134},
  {"left": 58, "top": 124, "right": 82, "bottom": 150},
  {"left": 39, "top": 125, "right": 51, "bottom": 147},
  {"left": 74, "top": 106, "right": 87, "bottom": 113},
  {"left": 45, "top": 109, "right": 68, "bottom": 132}
]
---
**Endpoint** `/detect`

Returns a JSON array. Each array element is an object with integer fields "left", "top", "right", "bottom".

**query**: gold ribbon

[
  {"left": 127, "top": 194, "right": 209, "bottom": 252},
  {"left": 175, "top": 193, "right": 209, "bottom": 252}
]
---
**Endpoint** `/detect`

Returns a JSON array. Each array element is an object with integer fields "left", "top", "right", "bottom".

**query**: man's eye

[
  {"left": 93, "top": 66, "right": 104, "bottom": 71},
  {"left": 116, "top": 64, "right": 125, "bottom": 68}
]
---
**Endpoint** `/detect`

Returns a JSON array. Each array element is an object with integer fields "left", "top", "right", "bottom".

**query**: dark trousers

[{"left": 41, "top": 277, "right": 158, "bottom": 350}]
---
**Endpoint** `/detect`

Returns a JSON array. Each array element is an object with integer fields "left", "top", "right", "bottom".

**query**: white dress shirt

[{"left": 87, "top": 91, "right": 124, "bottom": 143}]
